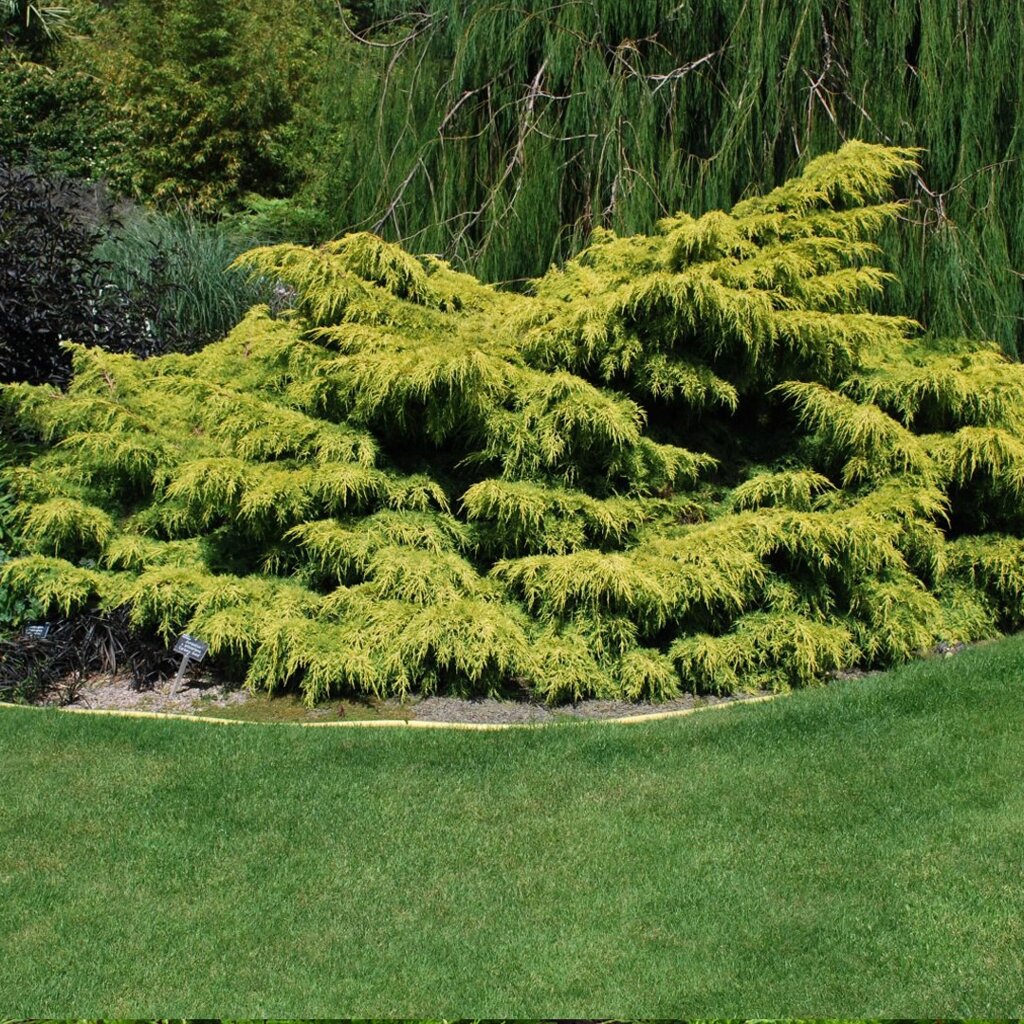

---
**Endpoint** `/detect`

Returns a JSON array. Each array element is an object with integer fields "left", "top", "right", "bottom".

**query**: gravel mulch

[
  {"left": 380, "top": 695, "right": 554, "bottom": 724},
  {"left": 556, "top": 691, "right": 763, "bottom": 719},
  {"left": 45, "top": 672, "right": 770, "bottom": 724},
  {"left": 60, "top": 673, "right": 247, "bottom": 716},
  {"left": 18, "top": 639, "right": 975, "bottom": 724},
  {"left": 387, "top": 690, "right": 768, "bottom": 724}
]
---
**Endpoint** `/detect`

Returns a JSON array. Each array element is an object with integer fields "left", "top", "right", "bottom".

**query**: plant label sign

[
  {"left": 173, "top": 634, "right": 209, "bottom": 662},
  {"left": 24, "top": 624, "right": 51, "bottom": 639},
  {"left": 169, "top": 633, "right": 209, "bottom": 695}
]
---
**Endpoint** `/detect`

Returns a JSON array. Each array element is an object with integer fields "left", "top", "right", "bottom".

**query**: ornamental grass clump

[{"left": 3, "top": 142, "right": 1023, "bottom": 703}]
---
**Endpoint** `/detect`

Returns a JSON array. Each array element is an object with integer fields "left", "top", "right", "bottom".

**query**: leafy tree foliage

[
  {"left": 3, "top": 144, "right": 1021, "bottom": 702},
  {"left": 0, "top": 1, "right": 111, "bottom": 181},
  {"left": 3, "top": 1, "right": 1020, "bottom": 356},
  {"left": 0, "top": 49, "right": 110, "bottom": 180},
  {"left": 78, "top": 0, "right": 339, "bottom": 210},
  {"left": 315, "top": 0, "right": 1024, "bottom": 354}
]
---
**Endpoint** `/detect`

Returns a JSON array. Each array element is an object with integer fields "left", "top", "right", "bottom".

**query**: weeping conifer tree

[
  {"left": 4, "top": 143, "right": 1024, "bottom": 703},
  {"left": 315, "top": 0, "right": 1024, "bottom": 354}
]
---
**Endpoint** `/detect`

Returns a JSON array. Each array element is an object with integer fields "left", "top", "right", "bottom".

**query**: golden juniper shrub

[{"left": 5, "top": 142, "right": 1024, "bottom": 702}]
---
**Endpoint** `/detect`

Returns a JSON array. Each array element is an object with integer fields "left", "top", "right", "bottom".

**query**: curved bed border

[{"left": 0, "top": 692, "right": 781, "bottom": 730}]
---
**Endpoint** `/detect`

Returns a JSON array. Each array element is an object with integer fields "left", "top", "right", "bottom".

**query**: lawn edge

[{"left": 0, "top": 692, "right": 782, "bottom": 730}]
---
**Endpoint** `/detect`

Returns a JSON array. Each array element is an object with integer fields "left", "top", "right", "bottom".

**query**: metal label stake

[
  {"left": 169, "top": 653, "right": 191, "bottom": 696},
  {"left": 169, "top": 634, "right": 210, "bottom": 696}
]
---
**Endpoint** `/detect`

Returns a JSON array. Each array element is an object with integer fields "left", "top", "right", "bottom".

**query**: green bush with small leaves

[
  {"left": 3, "top": 143, "right": 1022, "bottom": 701},
  {"left": 76, "top": 0, "right": 338, "bottom": 211}
]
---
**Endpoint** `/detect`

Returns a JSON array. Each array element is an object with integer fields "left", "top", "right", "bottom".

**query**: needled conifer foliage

[{"left": 3, "top": 143, "right": 1021, "bottom": 703}]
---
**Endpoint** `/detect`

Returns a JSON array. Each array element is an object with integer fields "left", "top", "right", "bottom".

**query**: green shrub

[
  {"left": 79, "top": 0, "right": 338, "bottom": 210},
  {"left": 0, "top": 50, "right": 110, "bottom": 180},
  {"left": 226, "top": 195, "right": 333, "bottom": 247},
  {"left": 3, "top": 143, "right": 1021, "bottom": 702},
  {"left": 0, "top": 435, "right": 42, "bottom": 634}
]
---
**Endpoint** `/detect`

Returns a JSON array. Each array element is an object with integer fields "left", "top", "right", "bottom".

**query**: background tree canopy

[
  {"left": 1, "top": 0, "right": 1021, "bottom": 353},
  {"left": 322, "top": 0, "right": 1024, "bottom": 354}
]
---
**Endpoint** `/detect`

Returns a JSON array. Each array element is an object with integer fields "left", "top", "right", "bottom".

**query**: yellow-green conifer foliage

[{"left": 4, "top": 143, "right": 1023, "bottom": 702}]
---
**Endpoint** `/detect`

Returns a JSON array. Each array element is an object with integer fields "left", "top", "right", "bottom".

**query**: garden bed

[{"left": 53, "top": 670, "right": 768, "bottom": 724}]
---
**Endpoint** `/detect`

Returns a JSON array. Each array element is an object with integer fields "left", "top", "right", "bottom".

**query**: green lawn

[{"left": 2, "top": 641, "right": 1024, "bottom": 1016}]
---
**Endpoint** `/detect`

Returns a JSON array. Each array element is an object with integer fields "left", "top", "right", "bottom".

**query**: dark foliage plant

[
  {"left": 0, "top": 161, "right": 163, "bottom": 386},
  {"left": 0, "top": 606, "right": 181, "bottom": 704}
]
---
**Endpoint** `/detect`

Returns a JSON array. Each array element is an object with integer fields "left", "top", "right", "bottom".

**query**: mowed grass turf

[{"left": 2, "top": 639, "right": 1024, "bottom": 1016}]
